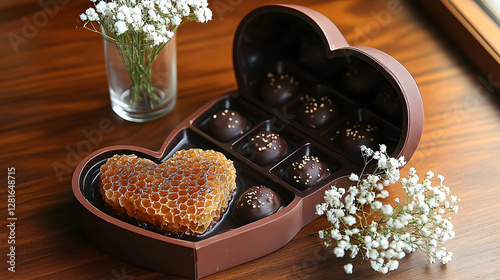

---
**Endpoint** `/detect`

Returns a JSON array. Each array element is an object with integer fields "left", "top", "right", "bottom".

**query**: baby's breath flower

[
  {"left": 343, "top": 215, "right": 356, "bottom": 226},
  {"left": 381, "top": 204, "right": 393, "bottom": 215},
  {"left": 334, "top": 247, "right": 345, "bottom": 257},
  {"left": 372, "top": 200, "right": 382, "bottom": 210},
  {"left": 438, "top": 174, "right": 445, "bottom": 183},
  {"left": 331, "top": 228, "right": 342, "bottom": 240},
  {"left": 315, "top": 145, "right": 459, "bottom": 274},
  {"left": 79, "top": 0, "right": 213, "bottom": 46},
  {"left": 379, "top": 144, "right": 387, "bottom": 153},
  {"left": 344, "top": 263, "right": 353, "bottom": 274},
  {"left": 85, "top": 7, "right": 99, "bottom": 21},
  {"left": 349, "top": 173, "right": 359, "bottom": 181},
  {"left": 114, "top": 21, "right": 128, "bottom": 36},
  {"left": 95, "top": 1, "right": 107, "bottom": 14}
]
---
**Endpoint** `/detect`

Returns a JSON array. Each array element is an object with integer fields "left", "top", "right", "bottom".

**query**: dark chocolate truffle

[
  {"left": 288, "top": 155, "right": 330, "bottom": 188},
  {"left": 248, "top": 131, "right": 288, "bottom": 165},
  {"left": 261, "top": 73, "right": 299, "bottom": 105},
  {"left": 297, "top": 95, "right": 336, "bottom": 129},
  {"left": 341, "top": 62, "right": 378, "bottom": 95},
  {"left": 234, "top": 186, "right": 281, "bottom": 224},
  {"left": 337, "top": 122, "right": 380, "bottom": 154},
  {"left": 373, "top": 88, "right": 403, "bottom": 121},
  {"left": 207, "top": 109, "right": 249, "bottom": 142}
]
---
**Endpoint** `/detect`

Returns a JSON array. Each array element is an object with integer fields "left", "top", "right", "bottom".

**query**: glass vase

[{"left": 103, "top": 36, "right": 177, "bottom": 123}]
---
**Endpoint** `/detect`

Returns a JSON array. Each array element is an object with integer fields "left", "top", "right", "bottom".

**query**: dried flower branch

[{"left": 315, "top": 145, "right": 459, "bottom": 274}]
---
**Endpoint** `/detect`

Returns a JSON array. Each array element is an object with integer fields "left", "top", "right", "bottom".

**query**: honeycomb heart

[{"left": 99, "top": 149, "right": 237, "bottom": 236}]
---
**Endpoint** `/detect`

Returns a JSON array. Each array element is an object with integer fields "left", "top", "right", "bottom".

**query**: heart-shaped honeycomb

[{"left": 99, "top": 149, "right": 237, "bottom": 236}]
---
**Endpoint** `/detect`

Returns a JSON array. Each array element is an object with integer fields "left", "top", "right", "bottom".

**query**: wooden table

[{"left": 2, "top": 0, "right": 499, "bottom": 279}]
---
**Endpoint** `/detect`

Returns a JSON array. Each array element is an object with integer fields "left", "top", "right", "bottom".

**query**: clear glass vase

[{"left": 103, "top": 36, "right": 177, "bottom": 123}]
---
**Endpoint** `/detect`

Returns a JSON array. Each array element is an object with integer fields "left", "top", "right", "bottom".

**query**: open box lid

[{"left": 232, "top": 4, "right": 424, "bottom": 164}]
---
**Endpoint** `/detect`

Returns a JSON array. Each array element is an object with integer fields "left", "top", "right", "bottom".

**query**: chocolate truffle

[
  {"left": 373, "top": 88, "right": 402, "bottom": 121},
  {"left": 288, "top": 155, "right": 330, "bottom": 188},
  {"left": 337, "top": 122, "right": 380, "bottom": 154},
  {"left": 234, "top": 186, "right": 281, "bottom": 224},
  {"left": 341, "top": 62, "right": 378, "bottom": 95},
  {"left": 247, "top": 131, "right": 288, "bottom": 165},
  {"left": 207, "top": 109, "right": 249, "bottom": 142},
  {"left": 261, "top": 73, "right": 299, "bottom": 105},
  {"left": 297, "top": 95, "right": 336, "bottom": 129}
]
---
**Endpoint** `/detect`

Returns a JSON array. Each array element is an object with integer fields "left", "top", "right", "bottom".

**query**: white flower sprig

[
  {"left": 80, "top": 0, "right": 212, "bottom": 46},
  {"left": 315, "top": 145, "right": 459, "bottom": 274},
  {"left": 79, "top": 1, "right": 212, "bottom": 108}
]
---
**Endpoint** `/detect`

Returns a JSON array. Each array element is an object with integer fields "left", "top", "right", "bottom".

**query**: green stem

[{"left": 114, "top": 35, "right": 167, "bottom": 109}]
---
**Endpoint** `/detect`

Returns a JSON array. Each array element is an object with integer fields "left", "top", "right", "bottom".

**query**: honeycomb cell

[
  {"left": 197, "top": 178, "right": 206, "bottom": 186},
  {"left": 165, "top": 212, "right": 173, "bottom": 221},
  {"left": 150, "top": 192, "right": 160, "bottom": 201},
  {"left": 173, "top": 215, "right": 181, "bottom": 224},
  {"left": 153, "top": 201, "right": 161, "bottom": 210},
  {"left": 141, "top": 199, "right": 151, "bottom": 208},
  {"left": 178, "top": 196, "right": 188, "bottom": 204},
  {"left": 196, "top": 201, "right": 205, "bottom": 208},
  {"left": 173, "top": 175, "right": 183, "bottom": 181},
  {"left": 99, "top": 149, "right": 237, "bottom": 235},
  {"left": 105, "top": 190, "right": 113, "bottom": 199}
]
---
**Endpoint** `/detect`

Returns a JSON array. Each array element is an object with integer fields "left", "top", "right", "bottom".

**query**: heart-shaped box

[{"left": 72, "top": 4, "right": 423, "bottom": 279}]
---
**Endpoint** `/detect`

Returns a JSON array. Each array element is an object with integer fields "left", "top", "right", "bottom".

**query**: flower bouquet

[
  {"left": 315, "top": 145, "right": 459, "bottom": 274},
  {"left": 79, "top": 0, "right": 212, "bottom": 122}
]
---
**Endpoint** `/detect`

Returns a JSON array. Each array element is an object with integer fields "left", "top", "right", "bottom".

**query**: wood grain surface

[{"left": 1, "top": 0, "right": 500, "bottom": 279}]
